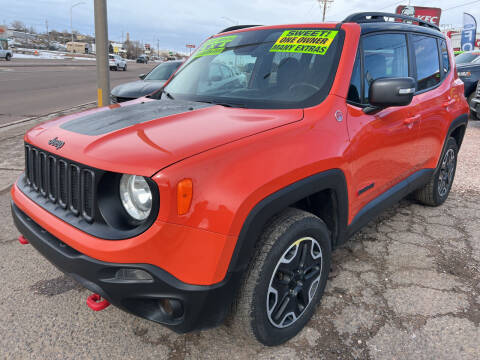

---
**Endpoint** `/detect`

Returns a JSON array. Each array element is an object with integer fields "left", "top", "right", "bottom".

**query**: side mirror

[
  {"left": 368, "top": 77, "right": 416, "bottom": 109},
  {"left": 139, "top": 74, "right": 146, "bottom": 80}
]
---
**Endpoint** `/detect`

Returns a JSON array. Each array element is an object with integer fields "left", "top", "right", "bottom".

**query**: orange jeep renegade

[{"left": 11, "top": 12, "right": 469, "bottom": 345}]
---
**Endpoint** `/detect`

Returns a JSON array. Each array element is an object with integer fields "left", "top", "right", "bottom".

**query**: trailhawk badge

[{"left": 48, "top": 137, "right": 65, "bottom": 150}]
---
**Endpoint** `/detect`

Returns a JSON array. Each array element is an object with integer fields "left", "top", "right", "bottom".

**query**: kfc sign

[{"left": 396, "top": 5, "right": 442, "bottom": 26}]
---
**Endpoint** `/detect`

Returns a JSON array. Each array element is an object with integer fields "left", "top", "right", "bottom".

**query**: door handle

[
  {"left": 443, "top": 98, "right": 456, "bottom": 107},
  {"left": 404, "top": 114, "right": 421, "bottom": 126}
]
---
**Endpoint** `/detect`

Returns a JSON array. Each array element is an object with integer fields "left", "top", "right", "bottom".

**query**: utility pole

[
  {"left": 157, "top": 38, "right": 159, "bottom": 58},
  {"left": 45, "top": 20, "right": 49, "bottom": 49},
  {"left": 94, "top": 0, "right": 110, "bottom": 107},
  {"left": 318, "top": 0, "right": 334, "bottom": 22}
]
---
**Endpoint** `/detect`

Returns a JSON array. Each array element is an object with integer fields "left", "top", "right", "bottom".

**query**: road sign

[
  {"left": 395, "top": 5, "right": 442, "bottom": 26},
  {"left": 186, "top": 44, "right": 196, "bottom": 48}
]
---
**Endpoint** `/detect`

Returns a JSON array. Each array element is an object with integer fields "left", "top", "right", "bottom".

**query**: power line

[{"left": 443, "top": 0, "right": 480, "bottom": 12}]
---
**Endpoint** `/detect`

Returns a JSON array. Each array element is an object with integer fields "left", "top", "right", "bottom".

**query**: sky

[{"left": 1, "top": 0, "right": 479, "bottom": 52}]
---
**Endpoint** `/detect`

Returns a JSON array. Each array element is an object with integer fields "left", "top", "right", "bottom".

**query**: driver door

[{"left": 346, "top": 33, "right": 421, "bottom": 219}]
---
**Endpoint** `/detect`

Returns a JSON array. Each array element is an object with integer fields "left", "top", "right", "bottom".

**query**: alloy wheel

[
  {"left": 438, "top": 148, "right": 455, "bottom": 197},
  {"left": 266, "top": 237, "right": 323, "bottom": 328}
]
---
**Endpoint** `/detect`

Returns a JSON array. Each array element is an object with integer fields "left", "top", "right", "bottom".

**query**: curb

[{"left": 0, "top": 101, "right": 96, "bottom": 129}]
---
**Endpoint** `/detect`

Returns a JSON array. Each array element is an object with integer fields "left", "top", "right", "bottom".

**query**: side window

[
  {"left": 363, "top": 34, "right": 408, "bottom": 102},
  {"left": 347, "top": 51, "right": 362, "bottom": 104},
  {"left": 439, "top": 39, "right": 450, "bottom": 76},
  {"left": 412, "top": 35, "right": 441, "bottom": 91}
]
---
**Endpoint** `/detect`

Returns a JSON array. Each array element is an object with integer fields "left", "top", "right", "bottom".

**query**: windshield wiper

[
  {"left": 160, "top": 89, "right": 175, "bottom": 100},
  {"left": 198, "top": 100, "right": 246, "bottom": 108}
]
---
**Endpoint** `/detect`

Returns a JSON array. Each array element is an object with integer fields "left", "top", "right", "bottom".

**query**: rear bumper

[
  {"left": 470, "top": 97, "right": 480, "bottom": 113},
  {"left": 11, "top": 201, "right": 241, "bottom": 332}
]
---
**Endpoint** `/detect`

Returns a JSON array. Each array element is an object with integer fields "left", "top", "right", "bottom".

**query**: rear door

[
  {"left": 409, "top": 35, "right": 452, "bottom": 168},
  {"left": 346, "top": 33, "right": 421, "bottom": 218}
]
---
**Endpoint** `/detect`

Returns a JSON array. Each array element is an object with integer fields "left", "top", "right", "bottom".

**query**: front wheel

[
  {"left": 229, "top": 208, "right": 331, "bottom": 346},
  {"left": 414, "top": 137, "right": 458, "bottom": 206},
  {"left": 5, "top": 53, "right": 11, "bottom": 61},
  {"left": 123, "top": 64, "right": 127, "bottom": 71}
]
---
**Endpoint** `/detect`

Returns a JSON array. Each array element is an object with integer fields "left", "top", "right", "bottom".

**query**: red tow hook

[
  {"left": 86, "top": 293, "right": 110, "bottom": 311},
  {"left": 18, "top": 236, "right": 29, "bottom": 245}
]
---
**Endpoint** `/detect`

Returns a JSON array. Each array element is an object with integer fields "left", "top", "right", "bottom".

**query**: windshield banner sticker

[
  {"left": 194, "top": 35, "right": 237, "bottom": 57},
  {"left": 270, "top": 30, "right": 338, "bottom": 55}
]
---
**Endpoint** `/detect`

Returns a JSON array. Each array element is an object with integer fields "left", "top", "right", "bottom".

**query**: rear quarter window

[{"left": 439, "top": 39, "right": 450, "bottom": 76}]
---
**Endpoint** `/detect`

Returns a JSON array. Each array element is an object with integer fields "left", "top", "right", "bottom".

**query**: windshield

[
  {"left": 145, "top": 62, "right": 181, "bottom": 81},
  {"left": 164, "top": 28, "right": 344, "bottom": 109},
  {"left": 456, "top": 52, "right": 480, "bottom": 64}
]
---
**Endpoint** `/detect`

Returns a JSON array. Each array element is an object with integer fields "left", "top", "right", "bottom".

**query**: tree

[{"left": 11, "top": 20, "right": 26, "bottom": 31}]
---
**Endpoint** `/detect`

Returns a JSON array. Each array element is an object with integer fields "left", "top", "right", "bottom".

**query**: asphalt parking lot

[
  {"left": 0, "top": 59, "right": 156, "bottom": 126},
  {"left": 0, "top": 107, "right": 479, "bottom": 359}
]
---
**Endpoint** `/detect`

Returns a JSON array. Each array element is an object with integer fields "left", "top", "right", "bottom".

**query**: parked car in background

[
  {"left": 0, "top": 38, "right": 12, "bottom": 61},
  {"left": 111, "top": 60, "right": 182, "bottom": 103},
  {"left": 136, "top": 55, "right": 149, "bottom": 64},
  {"left": 469, "top": 81, "right": 480, "bottom": 119},
  {"left": 109, "top": 54, "right": 127, "bottom": 71},
  {"left": 455, "top": 51, "right": 480, "bottom": 109},
  {"left": 197, "top": 62, "right": 247, "bottom": 93}
]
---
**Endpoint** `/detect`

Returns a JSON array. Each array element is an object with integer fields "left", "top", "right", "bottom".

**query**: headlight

[
  {"left": 458, "top": 71, "right": 471, "bottom": 78},
  {"left": 119, "top": 174, "right": 152, "bottom": 221}
]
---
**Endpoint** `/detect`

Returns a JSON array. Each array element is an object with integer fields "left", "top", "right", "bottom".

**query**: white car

[
  {"left": 0, "top": 39, "right": 12, "bottom": 61},
  {"left": 109, "top": 54, "right": 127, "bottom": 71}
]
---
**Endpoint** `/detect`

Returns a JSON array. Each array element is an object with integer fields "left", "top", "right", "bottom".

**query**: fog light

[
  {"left": 115, "top": 268, "right": 153, "bottom": 281},
  {"left": 159, "top": 298, "right": 184, "bottom": 318}
]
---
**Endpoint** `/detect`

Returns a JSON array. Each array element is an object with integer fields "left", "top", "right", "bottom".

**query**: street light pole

[
  {"left": 70, "top": 2, "right": 85, "bottom": 45},
  {"left": 94, "top": 0, "right": 110, "bottom": 107}
]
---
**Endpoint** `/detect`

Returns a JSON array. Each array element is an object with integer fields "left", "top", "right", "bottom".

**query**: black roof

[
  {"left": 343, "top": 12, "right": 443, "bottom": 37},
  {"left": 359, "top": 22, "right": 444, "bottom": 37}
]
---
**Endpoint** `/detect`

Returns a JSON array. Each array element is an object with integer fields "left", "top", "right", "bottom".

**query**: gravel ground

[{"left": 0, "top": 111, "right": 479, "bottom": 359}]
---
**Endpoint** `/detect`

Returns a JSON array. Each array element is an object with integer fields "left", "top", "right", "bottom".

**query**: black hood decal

[{"left": 60, "top": 99, "right": 213, "bottom": 136}]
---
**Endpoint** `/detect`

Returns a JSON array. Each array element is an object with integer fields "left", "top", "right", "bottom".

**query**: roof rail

[
  {"left": 343, "top": 12, "right": 440, "bottom": 31},
  {"left": 219, "top": 25, "right": 261, "bottom": 34}
]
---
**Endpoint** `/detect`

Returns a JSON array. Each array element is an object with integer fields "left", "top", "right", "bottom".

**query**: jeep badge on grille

[{"left": 48, "top": 137, "right": 65, "bottom": 150}]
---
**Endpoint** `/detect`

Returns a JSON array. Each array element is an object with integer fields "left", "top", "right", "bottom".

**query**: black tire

[
  {"left": 414, "top": 137, "right": 458, "bottom": 206},
  {"left": 123, "top": 64, "right": 127, "bottom": 71},
  {"left": 229, "top": 208, "right": 331, "bottom": 346},
  {"left": 5, "top": 53, "right": 11, "bottom": 61}
]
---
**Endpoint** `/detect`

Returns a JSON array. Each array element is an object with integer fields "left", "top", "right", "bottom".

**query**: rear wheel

[
  {"left": 414, "top": 137, "right": 458, "bottom": 206},
  {"left": 123, "top": 64, "right": 127, "bottom": 71},
  {"left": 229, "top": 208, "right": 331, "bottom": 346}
]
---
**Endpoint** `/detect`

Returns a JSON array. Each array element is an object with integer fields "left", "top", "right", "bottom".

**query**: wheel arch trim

[{"left": 226, "top": 169, "right": 349, "bottom": 274}]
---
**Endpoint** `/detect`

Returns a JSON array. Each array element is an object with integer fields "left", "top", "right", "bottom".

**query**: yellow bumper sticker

[
  {"left": 194, "top": 35, "right": 237, "bottom": 57},
  {"left": 270, "top": 30, "right": 338, "bottom": 56}
]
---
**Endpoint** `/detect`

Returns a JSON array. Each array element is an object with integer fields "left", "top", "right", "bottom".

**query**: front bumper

[{"left": 11, "top": 201, "right": 241, "bottom": 332}]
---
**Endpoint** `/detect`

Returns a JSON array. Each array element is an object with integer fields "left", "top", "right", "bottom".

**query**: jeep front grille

[{"left": 24, "top": 144, "right": 96, "bottom": 222}]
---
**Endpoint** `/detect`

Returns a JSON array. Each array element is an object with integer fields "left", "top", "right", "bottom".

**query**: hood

[
  {"left": 456, "top": 63, "right": 480, "bottom": 71},
  {"left": 111, "top": 80, "right": 166, "bottom": 99},
  {"left": 24, "top": 99, "right": 303, "bottom": 176}
]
